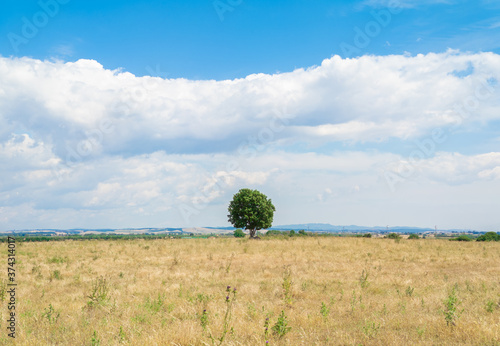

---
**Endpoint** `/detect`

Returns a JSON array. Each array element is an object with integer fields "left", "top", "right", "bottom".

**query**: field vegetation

[{"left": 3, "top": 236, "right": 500, "bottom": 345}]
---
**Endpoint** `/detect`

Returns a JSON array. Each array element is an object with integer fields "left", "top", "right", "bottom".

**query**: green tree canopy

[
  {"left": 476, "top": 232, "right": 500, "bottom": 242},
  {"left": 227, "top": 189, "right": 275, "bottom": 238},
  {"left": 233, "top": 228, "right": 245, "bottom": 238}
]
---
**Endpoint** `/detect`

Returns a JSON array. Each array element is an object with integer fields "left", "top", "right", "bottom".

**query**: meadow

[{"left": 3, "top": 236, "right": 499, "bottom": 345}]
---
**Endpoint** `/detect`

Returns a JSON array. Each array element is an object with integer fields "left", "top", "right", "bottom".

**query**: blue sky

[
  {"left": 0, "top": 0, "right": 500, "bottom": 231},
  {"left": 2, "top": 0, "right": 499, "bottom": 79}
]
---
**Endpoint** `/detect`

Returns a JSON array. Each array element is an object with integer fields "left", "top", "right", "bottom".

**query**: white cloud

[
  {"left": 0, "top": 51, "right": 499, "bottom": 230},
  {"left": 423, "top": 152, "right": 500, "bottom": 183},
  {"left": 361, "top": 0, "right": 457, "bottom": 9},
  {"left": 1, "top": 51, "right": 499, "bottom": 158}
]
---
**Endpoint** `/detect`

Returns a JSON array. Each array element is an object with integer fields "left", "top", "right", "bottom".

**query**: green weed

[
  {"left": 282, "top": 266, "right": 293, "bottom": 306},
  {"left": 87, "top": 276, "right": 110, "bottom": 308},
  {"left": 42, "top": 304, "right": 60, "bottom": 324},
  {"left": 272, "top": 310, "right": 292, "bottom": 338},
  {"left": 443, "top": 287, "right": 463, "bottom": 326}
]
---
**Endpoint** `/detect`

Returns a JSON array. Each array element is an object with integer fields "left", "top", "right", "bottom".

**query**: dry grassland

[{"left": 3, "top": 236, "right": 500, "bottom": 345}]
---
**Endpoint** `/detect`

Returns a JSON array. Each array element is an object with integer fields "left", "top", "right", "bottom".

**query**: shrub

[
  {"left": 233, "top": 229, "right": 245, "bottom": 238},
  {"left": 265, "top": 230, "right": 284, "bottom": 236},
  {"left": 298, "top": 230, "right": 307, "bottom": 236},
  {"left": 363, "top": 233, "right": 372, "bottom": 238},
  {"left": 476, "top": 232, "right": 500, "bottom": 242},
  {"left": 289, "top": 230, "right": 295, "bottom": 237},
  {"left": 409, "top": 234, "right": 420, "bottom": 239},
  {"left": 450, "top": 235, "right": 472, "bottom": 242},
  {"left": 386, "top": 233, "right": 401, "bottom": 240}
]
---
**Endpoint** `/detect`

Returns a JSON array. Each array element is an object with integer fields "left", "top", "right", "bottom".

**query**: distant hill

[
  {"left": 270, "top": 223, "right": 476, "bottom": 233},
  {"left": 1, "top": 224, "right": 483, "bottom": 236}
]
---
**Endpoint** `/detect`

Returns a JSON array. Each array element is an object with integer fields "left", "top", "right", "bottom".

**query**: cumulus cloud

[
  {"left": 1, "top": 51, "right": 499, "bottom": 158},
  {"left": 0, "top": 51, "right": 499, "bottom": 230},
  {"left": 383, "top": 151, "right": 500, "bottom": 187}
]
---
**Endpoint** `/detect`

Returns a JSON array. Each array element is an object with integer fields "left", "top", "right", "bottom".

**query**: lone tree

[{"left": 227, "top": 188, "right": 275, "bottom": 239}]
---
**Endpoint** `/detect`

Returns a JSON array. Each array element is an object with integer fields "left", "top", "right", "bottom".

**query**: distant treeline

[
  {"left": 1, "top": 230, "right": 498, "bottom": 243},
  {"left": 449, "top": 232, "right": 500, "bottom": 242},
  {"left": 263, "top": 230, "right": 362, "bottom": 237},
  {"left": 0, "top": 233, "right": 227, "bottom": 242}
]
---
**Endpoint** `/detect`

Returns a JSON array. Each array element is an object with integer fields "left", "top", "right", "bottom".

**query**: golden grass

[{"left": 3, "top": 237, "right": 500, "bottom": 345}]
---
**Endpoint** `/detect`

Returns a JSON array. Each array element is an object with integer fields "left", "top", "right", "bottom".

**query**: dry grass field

[{"left": 3, "top": 236, "right": 500, "bottom": 345}]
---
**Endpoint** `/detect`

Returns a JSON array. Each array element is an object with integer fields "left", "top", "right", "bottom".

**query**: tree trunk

[{"left": 249, "top": 228, "right": 257, "bottom": 238}]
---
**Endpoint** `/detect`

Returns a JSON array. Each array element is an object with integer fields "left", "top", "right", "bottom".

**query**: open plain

[{"left": 5, "top": 236, "right": 500, "bottom": 345}]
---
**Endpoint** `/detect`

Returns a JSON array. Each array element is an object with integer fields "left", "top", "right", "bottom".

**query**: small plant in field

[
  {"left": 171, "top": 250, "right": 180, "bottom": 266},
  {"left": 443, "top": 287, "right": 463, "bottom": 326},
  {"left": 485, "top": 299, "right": 495, "bottom": 313},
  {"left": 272, "top": 310, "right": 291, "bottom": 338},
  {"left": 362, "top": 320, "right": 380, "bottom": 338},
  {"left": 320, "top": 302, "right": 330, "bottom": 319},
  {"left": 206, "top": 285, "right": 237, "bottom": 346},
  {"left": 51, "top": 270, "right": 62, "bottom": 280},
  {"left": 166, "top": 302, "right": 175, "bottom": 313},
  {"left": 195, "top": 293, "right": 212, "bottom": 304},
  {"left": 87, "top": 276, "right": 110, "bottom": 308},
  {"left": 225, "top": 253, "right": 235, "bottom": 274},
  {"left": 47, "top": 256, "right": 66, "bottom": 264},
  {"left": 31, "top": 265, "right": 42, "bottom": 277},
  {"left": 282, "top": 266, "right": 293, "bottom": 306},
  {"left": 200, "top": 309, "right": 209, "bottom": 331},
  {"left": 350, "top": 290, "right": 357, "bottom": 313},
  {"left": 42, "top": 304, "right": 60, "bottom": 324},
  {"left": 263, "top": 316, "right": 271, "bottom": 339},
  {"left": 399, "top": 300, "right": 406, "bottom": 313},
  {"left": 0, "top": 279, "right": 7, "bottom": 302},
  {"left": 409, "top": 233, "right": 420, "bottom": 239},
  {"left": 144, "top": 293, "right": 165, "bottom": 313},
  {"left": 247, "top": 302, "right": 258, "bottom": 320},
  {"left": 405, "top": 286, "right": 415, "bottom": 297},
  {"left": 91, "top": 330, "right": 100, "bottom": 346},
  {"left": 118, "top": 326, "right": 126, "bottom": 343},
  {"left": 416, "top": 326, "right": 425, "bottom": 337},
  {"left": 359, "top": 269, "right": 369, "bottom": 289}
]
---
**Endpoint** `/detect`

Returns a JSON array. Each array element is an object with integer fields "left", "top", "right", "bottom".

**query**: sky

[{"left": 0, "top": 0, "right": 499, "bottom": 231}]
